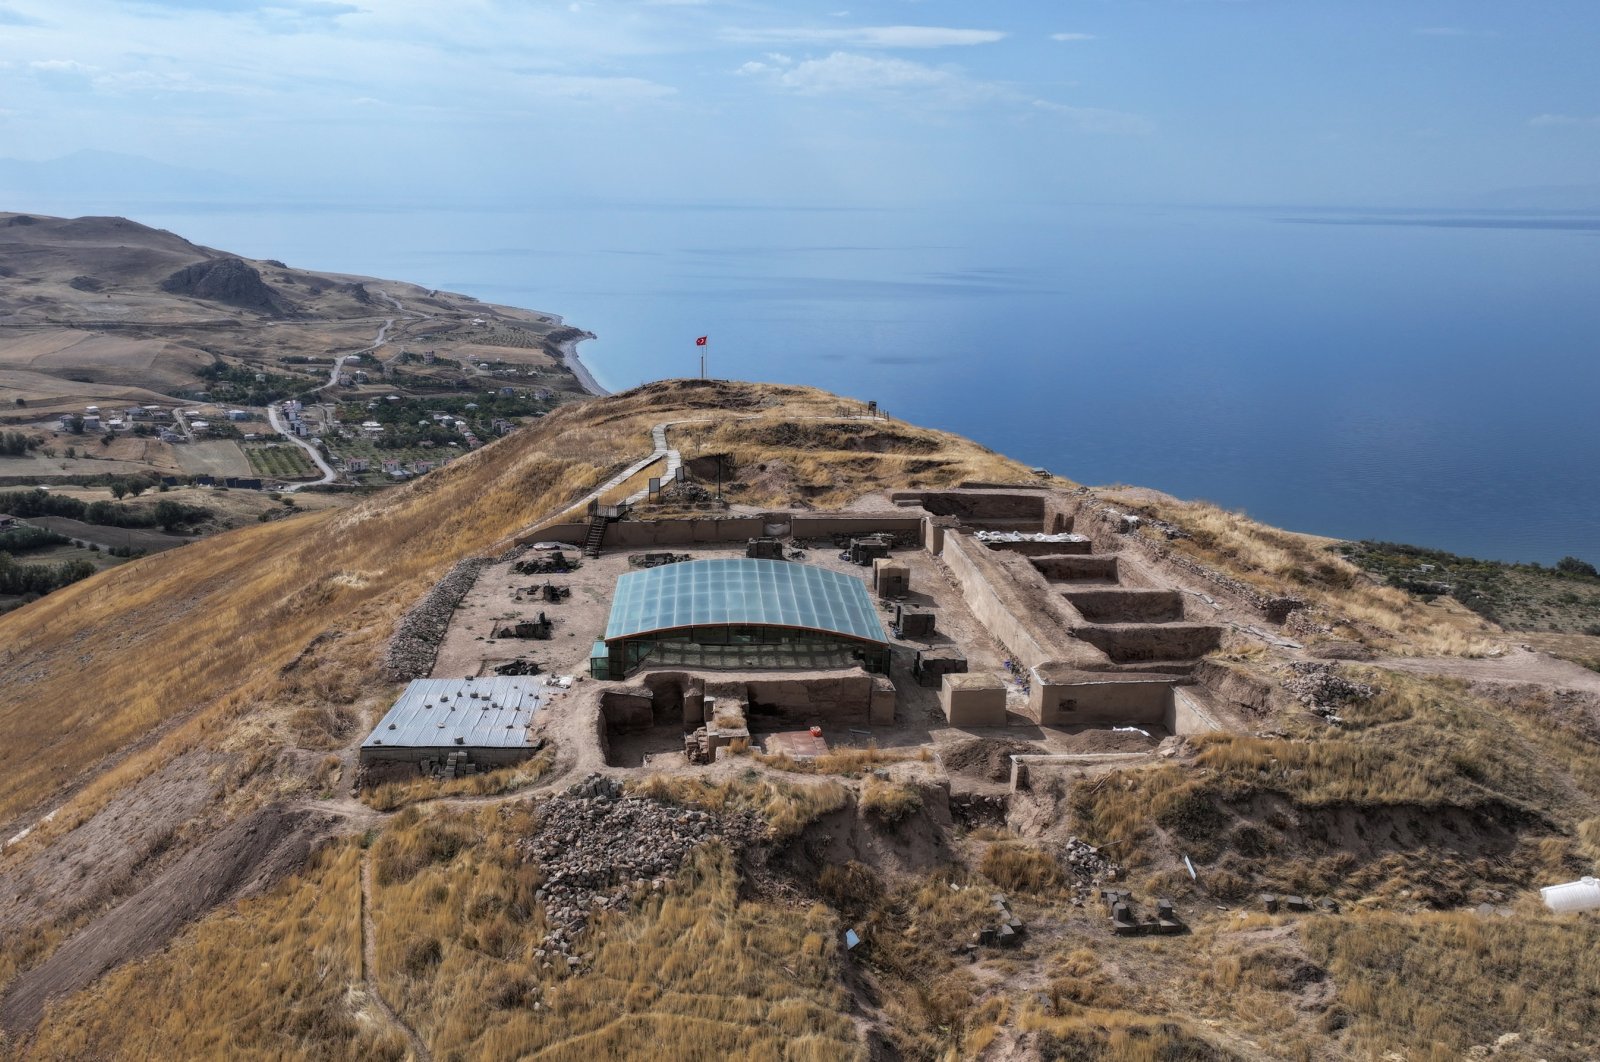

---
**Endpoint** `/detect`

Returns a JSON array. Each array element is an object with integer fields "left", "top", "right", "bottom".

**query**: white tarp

[{"left": 973, "top": 531, "right": 1089, "bottom": 544}]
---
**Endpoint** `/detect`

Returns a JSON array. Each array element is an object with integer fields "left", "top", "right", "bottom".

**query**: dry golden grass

[
  {"left": 367, "top": 804, "right": 861, "bottom": 1060},
  {"left": 757, "top": 743, "right": 930, "bottom": 776},
  {"left": 1016, "top": 1005, "right": 1241, "bottom": 1062},
  {"left": 630, "top": 771, "right": 849, "bottom": 841},
  {"left": 21, "top": 840, "right": 407, "bottom": 1060},
  {"left": 1100, "top": 493, "right": 1506, "bottom": 656},
  {"left": 859, "top": 876, "right": 1012, "bottom": 1060},
  {"left": 859, "top": 776, "right": 923, "bottom": 824},
  {"left": 1303, "top": 909, "right": 1600, "bottom": 1060},
  {"left": 979, "top": 842, "right": 1065, "bottom": 894},
  {"left": 360, "top": 750, "right": 554, "bottom": 812},
  {"left": 1069, "top": 668, "right": 1600, "bottom": 903}
]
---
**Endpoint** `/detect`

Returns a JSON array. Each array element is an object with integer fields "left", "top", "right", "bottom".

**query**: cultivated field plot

[
  {"left": 244, "top": 443, "right": 317, "bottom": 479},
  {"left": 330, "top": 436, "right": 458, "bottom": 484},
  {"left": 0, "top": 367, "right": 184, "bottom": 420},
  {"left": 22, "top": 516, "right": 194, "bottom": 553},
  {"left": 24, "top": 541, "right": 127, "bottom": 572},
  {"left": 452, "top": 342, "right": 558, "bottom": 368},
  {"left": 0, "top": 433, "right": 182, "bottom": 480},
  {"left": 173, "top": 440, "right": 253, "bottom": 478},
  {"left": 0, "top": 329, "right": 208, "bottom": 392}
]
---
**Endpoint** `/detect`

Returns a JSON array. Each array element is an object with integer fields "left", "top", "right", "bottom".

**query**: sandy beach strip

[{"left": 559, "top": 333, "right": 610, "bottom": 397}]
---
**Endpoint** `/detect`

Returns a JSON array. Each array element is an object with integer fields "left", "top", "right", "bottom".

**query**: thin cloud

[
  {"left": 740, "top": 51, "right": 1149, "bottom": 133},
  {"left": 722, "top": 25, "right": 1005, "bottom": 49},
  {"left": 1530, "top": 114, "right": 1600, "bottom": 129}
]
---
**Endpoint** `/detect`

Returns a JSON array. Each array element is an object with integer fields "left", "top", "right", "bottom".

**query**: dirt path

[
  {"left": 1373, "top": 649, "right": 1600, "bottom": 695},
  {"left": 361, "top": 851, "right": 432, "bottom": 1062}
]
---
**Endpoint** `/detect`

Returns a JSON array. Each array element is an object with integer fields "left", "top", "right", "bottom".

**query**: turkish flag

[{"left": 695, "top": 336, "right": 708, "bottom": 346}]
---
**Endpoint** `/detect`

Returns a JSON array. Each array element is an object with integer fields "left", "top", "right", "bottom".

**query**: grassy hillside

[{"left": 3, "top": 379, "right": 1598, "bottom": 1061}]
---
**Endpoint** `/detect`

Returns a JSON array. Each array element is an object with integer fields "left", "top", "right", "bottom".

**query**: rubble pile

[
  {"left": 521, "top": 774, "right": 762, "bottom": 958},
  {"left": 1284, "top": 662, "right": 1378, "bottom": 722},
  {"left": 382, "top": 557, "right": 486, "bottom": 680},
  {"left": 1063, "top": 836, "right": 1114, "bottom": 881}
]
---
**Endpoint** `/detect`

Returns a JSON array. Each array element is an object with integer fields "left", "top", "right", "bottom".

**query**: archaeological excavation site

[
  {"left": 362, "top": 459, "right": 1294, "bottom": 813},
  {"left": 13, "top": 381, "right": 1594, "bottom": 1061}
]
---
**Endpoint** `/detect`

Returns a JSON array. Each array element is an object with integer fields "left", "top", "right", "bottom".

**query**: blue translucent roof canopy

[{"left": 604, "top": 558, "right": 888, "bottom": 645}]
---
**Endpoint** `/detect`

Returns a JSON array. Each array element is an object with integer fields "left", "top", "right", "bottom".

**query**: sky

[{"left": 1, "top": 0, "right": 1599, "bottom": 208}]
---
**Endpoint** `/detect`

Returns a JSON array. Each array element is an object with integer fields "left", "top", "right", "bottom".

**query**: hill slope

[
  {"left": 0, "top": 212, "right": 593, "bottom": 427},
  {"left": 1, "top": 379, "right": 1598, "bottom": 1061}
]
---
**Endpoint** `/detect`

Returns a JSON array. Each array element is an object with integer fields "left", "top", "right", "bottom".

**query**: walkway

[{"left": 621, "top": 423, "right": 683, "bottom": 505}]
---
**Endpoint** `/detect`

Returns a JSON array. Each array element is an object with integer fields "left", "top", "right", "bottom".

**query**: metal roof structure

[
  {"left": 361, "top": 676, "right": 544, "bottom": 750},
  {"left": 604, "top": 558, "right": 888, "bottom": 645}
]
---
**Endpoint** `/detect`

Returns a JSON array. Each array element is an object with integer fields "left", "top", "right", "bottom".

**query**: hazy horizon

[{"left": 3, "top": 2, "right": 1600, "bottom": 211}]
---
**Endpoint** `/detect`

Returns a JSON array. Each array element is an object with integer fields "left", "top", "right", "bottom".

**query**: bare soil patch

[{"left": 0, "top": 805, "right": 333, "bottom": 1034}]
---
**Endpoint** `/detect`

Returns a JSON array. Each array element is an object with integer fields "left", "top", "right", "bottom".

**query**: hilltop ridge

[{"left": 0, "top": 375, "right": 1595, "bottom": 1059}]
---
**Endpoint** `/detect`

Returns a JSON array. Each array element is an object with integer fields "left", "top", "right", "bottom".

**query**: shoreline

[{"left": 558, "top": 332, "right": 610, "bottom": 397}]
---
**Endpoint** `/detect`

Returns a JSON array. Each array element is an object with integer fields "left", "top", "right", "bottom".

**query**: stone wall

[
  {"left": 1029, "top": 677, "right": 1222, "bottom": 733},
  {"left": 1031, "top": 678, "right": 1172, "bottom": 726}
]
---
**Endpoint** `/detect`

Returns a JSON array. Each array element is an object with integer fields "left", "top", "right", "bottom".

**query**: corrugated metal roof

[
  {"left": 604, "top": 558, "right": 888, "bottom": 645},
  {"left": 361, "top": 676, "right": 544, "bottom": 750}
]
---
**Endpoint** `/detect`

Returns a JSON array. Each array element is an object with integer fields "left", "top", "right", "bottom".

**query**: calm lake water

[{"left": 27, "top": 198, "right": 1600, "bottom": 564}]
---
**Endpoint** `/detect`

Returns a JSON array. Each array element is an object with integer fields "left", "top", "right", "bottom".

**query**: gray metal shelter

[{"left": 360, "top": 676, "right": 544, "bottom": 765}]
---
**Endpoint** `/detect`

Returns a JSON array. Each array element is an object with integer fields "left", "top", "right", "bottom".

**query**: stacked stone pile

[
  {"left": 521, "top": 774, "right": 762, "bottom": 959},
  {"left": 1284, "top": 662, "right": 1377, "bottom": 722},
  {"left": 1064, "top": 836, "right": 1113, "bottom": 881},
  {"left": 382, "top": 557, "right": 487, "bottom": 680}
]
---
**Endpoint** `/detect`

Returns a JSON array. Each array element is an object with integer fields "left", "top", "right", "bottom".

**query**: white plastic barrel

[{"left": 1541, "top": 877, "right": 1600, "bottom": 914}]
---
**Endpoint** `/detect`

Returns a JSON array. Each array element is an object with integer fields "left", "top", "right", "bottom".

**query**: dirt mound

[
  {"left": 940, "top": 738, "right": 1042, "bottom": 782},
  {"left": 1055, "top": 728, "right": 1162, "bottom": 753},
  {"left": 782, "top": 780, "right": 954, "bottom": 886},
  {"left": 0, "top": 805, "right": 331, "bottom": 1034}
]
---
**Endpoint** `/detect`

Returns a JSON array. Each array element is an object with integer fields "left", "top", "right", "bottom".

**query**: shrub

[{"left": 1557, "top": 556, "right": 1599, "bottom": 578}]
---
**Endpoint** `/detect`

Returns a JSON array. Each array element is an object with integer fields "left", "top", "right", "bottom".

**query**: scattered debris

[
  {"left": 513, "top": 552, "right": 580, "bottom": 576},
  {"left": 974, "top": 893, "right": 1026, "bottom": 947},
  {"left": 497, "top": 612, "right": 554, "bottom": 640},
  {"left": 1103, "top": 889, "right": 1187, "bottom": 936},
  {"left": 493, "top": 659, "right": 542, "bottom": 676},
  {"left": 628, "top": 552, "right": 690, "bottom": 569}
]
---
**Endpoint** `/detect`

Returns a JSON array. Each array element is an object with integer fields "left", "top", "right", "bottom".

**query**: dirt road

[{"left": 1374, "top": 649, "right": 1600, "bottom": 695}]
